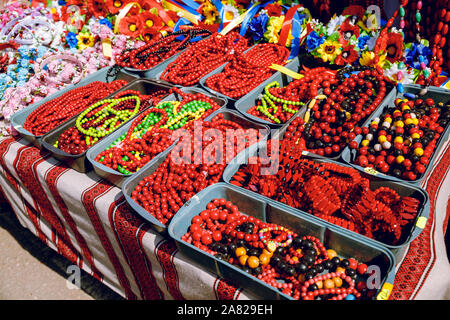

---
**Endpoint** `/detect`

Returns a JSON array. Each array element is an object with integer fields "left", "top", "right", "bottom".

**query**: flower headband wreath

[
  {"left": 33, "top": 53, "right": 87, "bottom": 86},
  {"left": 1, "top": 16, "right": 56, "bottom": 46}
]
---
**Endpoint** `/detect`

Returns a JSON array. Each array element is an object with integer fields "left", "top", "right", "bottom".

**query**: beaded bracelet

[{"left": 259, "top": 226, "right": 294, "bottom": 252}]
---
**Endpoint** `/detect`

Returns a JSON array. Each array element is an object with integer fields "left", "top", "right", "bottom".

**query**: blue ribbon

[
  {"left": 239, "top": 3, "right": 261, "bottom": 36},
  {"left": 288, "top": 12, "right": 304, "bottom": 60},
  {"left": 173, "top": 17, "right": 203, "bottom": 43},
  {"left": 212, "top": 0, "right": 226, "bottom": 32},
  {"left": 168, "top": 0, "right": 203, "bottom": 21},
  {"left": 177, "top": 0, "right": 201, "bottom": 11}
]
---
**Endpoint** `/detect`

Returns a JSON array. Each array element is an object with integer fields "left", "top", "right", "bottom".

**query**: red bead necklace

[
  {"left": 161, "top": 32, "right": 250, "bottom": 87},
  {"left": 205, "top": 43, "right": 290, "bottom": 99},
  {"left": 23, "top": 80, "right": 128, "bottom": 136}
]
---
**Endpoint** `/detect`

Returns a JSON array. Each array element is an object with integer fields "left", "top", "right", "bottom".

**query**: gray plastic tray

[
  {"left": 40, "top": 79, "right": 173, "bottom": 173},
  {"left": 121, "top": 108, "right": 271, "bottom": 233},
  {"left": 168, "top": 182, "right": 398, "bottom": 300},
  {"left": 10, "top": 66, "right": 139, "bottom": 148},
  {"left": 87, "top": 87, "right": 247, "bottom": 187},
  {"left": 271, "top": 84, "right": 397, "bottom": 161},
  {"left": 341, "top": 84, "right": 450, "bottom": 185},
  {"left": 222, "top": 140, "right": 430, "bottom": 263},
  {"left": 234, "top": 57, "right": 302, "bottom": 128}
]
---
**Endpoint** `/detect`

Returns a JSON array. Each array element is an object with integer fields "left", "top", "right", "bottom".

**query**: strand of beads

[
  {"left": 247, "top": 67, "right": 338, "bottom": 124},
  {"left": 282, "top": 66, "right": 388, "bottom": 157},
  {"left": 205, "top": 43, "right": 290, "bottom": 99},
  {"left": 160, "top": 32, "right": 250, "bottom": 87},
  {"left": 55, "top": 90, "right": 150, "bottom": 155},
  {"left": 94, "top": 89, "right": 221, "bottom": 174},
  {"left": 230, "top": 141, "right": 421, "bottom": 245},
  {"left": 350, "top": 96, "right": 448, "bottom": 181},
  {"left": 130, "top": 114, "right": 262, "bottom": 225},
  {"left": 23, "top": 80, "right": 129, "bottom": 136},
  {"left": 181, "top": 198, "right": 378, "bottom": 300},
  {"left": 115, "top": 28, "right": 212, "bottom": 70}
]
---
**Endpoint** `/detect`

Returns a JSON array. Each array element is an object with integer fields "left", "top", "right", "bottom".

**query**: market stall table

[{"left": 0, "top": 135, "right": 448, "bottom": 300}]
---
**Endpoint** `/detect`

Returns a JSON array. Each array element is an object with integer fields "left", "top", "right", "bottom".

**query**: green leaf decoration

[{"left": 328, "top": 32, "right": 339, "bottom": 42}]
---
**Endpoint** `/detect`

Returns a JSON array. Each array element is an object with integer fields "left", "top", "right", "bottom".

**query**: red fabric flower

[
  {"left": 140, "top": 11, "right": 163, "bottom": 29},
  {"left": 141, "top": 27, "right": 162, "bottom": 42},
  {"left": 118, "top": 15, "right": 143, "bottom": 38},
  {"left": 342, "top": 5, "right": 365, "bottom": 20},
  {"left": 335, "top": 45, "right": 359, "bottom": 65},
  {"left": 384, "top": 32, "right": 404, "bottom": 63},
  {"left": 86, "top": 0, "right": 108, "bottom": 18},
  {"left": 339, "top": 20, "right": 360, "bottom": 44},
  {"left": 105, "top": 0, "right": 130, "bottom": 15},
  {"left": 265, "top": 3, "right": 283, "bottom": 17}
]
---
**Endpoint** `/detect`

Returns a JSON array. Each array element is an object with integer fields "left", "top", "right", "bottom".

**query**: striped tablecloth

[{"left": 0, "top": 136, "right": 448, "bottom": 300}]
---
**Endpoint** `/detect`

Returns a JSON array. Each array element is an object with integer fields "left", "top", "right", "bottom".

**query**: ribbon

[
  {"left": 177, "top": 0, "right": 201, "bottom": 11},
  {"left": 278, "top": 4, "right": 300, "bottom": 47},
  {"left": 114, "top": 2, "right": 142, "bottom": 34},
  {"left": 270, "top": 64, "right": 303, "bottom": 79},
  {"left": 288, "top": 11, "right": 304, "bottom": 60},
  {"left": 173, "top": 17, "right": 202, "bottom": 42},
  {"left": 163, "top": 0, "right": 201, "bottom": 24},
  {"left": 239, "top": 2, "right": 261, "bottom": 36},
  {"left": 212, "top": 0, "right": 225, "bottom": 32},
  {"left": 220, "top": 3, "right": 259, "bottom": 36}
]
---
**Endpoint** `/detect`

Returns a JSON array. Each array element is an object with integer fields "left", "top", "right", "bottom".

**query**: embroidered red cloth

[{"left": 0, "top": 136, "right": 448, "bottom": 300}]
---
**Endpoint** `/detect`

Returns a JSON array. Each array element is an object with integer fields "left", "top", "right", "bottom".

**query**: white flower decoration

[
  {"left": 222, "top": 4, "right": 240, "bottom": 23},
  {"left": 326, "top": 15, "right": 346, "bottom": 35},
  {"left": 384, "top": 63, "right": 415, "bottom": 84}
]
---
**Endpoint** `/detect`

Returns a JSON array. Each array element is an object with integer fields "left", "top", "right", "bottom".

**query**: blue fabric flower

[
  {"left": 66, "top": 32, "right": 78, "bottom": 48},
  {"left": 405, "top": 43, "right": 432, "bottom": 69},
  {"left": 99, "top": 18, "right": 113, "bottom": 30},
  {"left": 248, "top": 14, "right": 269, "bottom": 42},
  {"left": 358, "top": 35, "right": 370, "bottom": 50},
  {"left": 58, "top": 0, "right": 67, "bottom": 5},
  {"left": 306, "top": 31, "right": 325, "bottom": 52}
]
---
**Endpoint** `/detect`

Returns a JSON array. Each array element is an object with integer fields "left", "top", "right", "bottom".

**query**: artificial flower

[
  {"left": 141, "top": 26, "right": 162, "bottom": 42},
  {"left": 118, "top": 15, "right": 143, "bottom": 38},
  {"left": 306, "top": 30, "right": 325, "bottom": 52},
  {"left": 316, "top": 40, "right": 341, "bottom": 63},
  {"left": 339, "top": 20, "right": 360, "bottom": 44},
  {"left": 357, "top": 34, "right": 370, "bottom": 50},
  {"left": 342, "top": 5, "right": 365, "bottom": 21},
  {"left": 86, "top": 0, "right": 108, "bottom": 18},
  {"left": 222, "top": 4, "right": 240, "bottom": 23},
  {"left": 76, "top": 32, "right": 95, "bottom": 50},
  {"left": 384, "top": 32, "right": 404, "bottom": 63},
  {"left": 105, "top": 0, "right": 130, "bottom": 15},
  {"left": 65, "top": 31, "right": 78, "bottom": 48},
  {"left": 202, "top": 0, "right": 219, "bottom": 25},
  {"left": 404, "top": 43, "right": 432, "bottom": 70},
  {"left": 99, "top": 18, "right": 113, "bottom": 29},
  {"left": 264, "top": 15, "right": 283, "bottom": 44},
  {"left": 140, "top": 11, "right": 163, "bottom": 29},
  {"left": 359, "top": 51, "right": 386, "bottom": 68},
  {"left": 326, "top": 15, "right": 346, "bottom": 35},
  {"left": 384, "top": 62, "right": 416, "bottom": 84},
  {"left": 248, "top": 13, "right": 269, "bottom": 41},
  {"left": 334, "top": 44, "right": 358, "bottom": 65},
  {"left": 265, "top": 3, "right": 283, "bottom": 17}
]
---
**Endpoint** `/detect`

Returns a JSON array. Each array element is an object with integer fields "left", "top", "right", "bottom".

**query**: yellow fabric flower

[
  {"left": 317, "top": 40, "right": 342, "bottom": 63},
  {"left": 264, "top": 16, "right": 283, "bottom": 44},
  {"left": 77, "top": 32, "right": 95, "bottom": 51},
  {"left": 203, "top": 0, "right": 218, "bottom": 25},
  {"left": 359, "top": 51, "right": 387, "bottom": 68}
]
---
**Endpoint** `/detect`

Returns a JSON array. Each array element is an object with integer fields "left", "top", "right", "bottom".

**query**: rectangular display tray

[
  {"left": 121, "top": 107, "right": 271, "bottom": 233},
  {"left": 168, "top": 182, "right": 397, "bottom": 300},
  {"left": 40, "top": 79, "right": 173, "bottom": 173},
  {"left": 222, "top": 141, "right": 430, "bottom": 263},
  {"left": 87, "top": 87, "right": 248, "bottom": 187},
  {"left": 10, "top": 66, "right": 140, "bottom": 148},
  {"left": 340, "top": 84, "right": 450, "bottom": 185}
]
